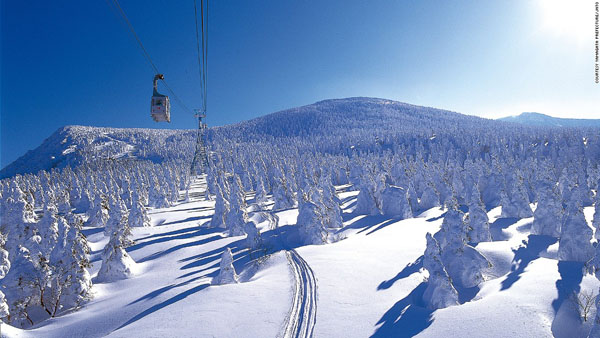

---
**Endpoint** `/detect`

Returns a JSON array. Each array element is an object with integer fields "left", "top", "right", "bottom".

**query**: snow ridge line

[{"left": 282, "top": 249, "right": 317, "bottom": 338}]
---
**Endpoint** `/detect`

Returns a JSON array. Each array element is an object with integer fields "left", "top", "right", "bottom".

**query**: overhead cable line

[
  {"left": 193, "top": 0, "right": 208, "bottom": 113},
  {"left": 109, "top": 0, "right": 195, "bottom": 115}
]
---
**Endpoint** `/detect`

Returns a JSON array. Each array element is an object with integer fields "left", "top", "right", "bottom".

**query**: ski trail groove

[{"left": 282, "top": 249, "right": 317, "bottom": 338}]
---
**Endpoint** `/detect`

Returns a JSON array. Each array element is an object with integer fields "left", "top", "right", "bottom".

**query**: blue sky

[{"left": 1, "top": 0, "right": 598, "bottom": 168}]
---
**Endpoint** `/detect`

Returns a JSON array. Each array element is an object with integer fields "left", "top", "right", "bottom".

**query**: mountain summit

[{"left": 1, "top": 97, "right": 491, "bottom": 178}]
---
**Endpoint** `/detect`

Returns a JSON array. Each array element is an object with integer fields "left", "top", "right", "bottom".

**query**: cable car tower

[{"left": 190, "top": 0, "right": 209, "bottom": 176}]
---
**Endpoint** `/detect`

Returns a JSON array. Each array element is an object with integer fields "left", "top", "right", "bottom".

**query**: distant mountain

[
  {"left": 498, "top": 112, "right": 600, "bottom": 128},
  {"left": 7, "top": 97, "right": 595, "bottom": 179},
  {"left": 2, "top": 97, "right": 497, "bottom": 178}
]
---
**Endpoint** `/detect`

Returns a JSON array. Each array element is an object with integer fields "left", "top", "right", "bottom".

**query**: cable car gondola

[{"left": 151, "top": 74, "right": 170, "bottom": 122}]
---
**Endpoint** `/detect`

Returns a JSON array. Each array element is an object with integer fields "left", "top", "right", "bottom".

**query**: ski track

[{"left": 282, "top": 249, "right": 317, "bottom": 338}]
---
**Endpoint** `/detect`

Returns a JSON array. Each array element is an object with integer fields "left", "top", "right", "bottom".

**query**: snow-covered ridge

[
  {"left": 499, "top": 112, "right": 600, "bottom": 128},
  {"left": 3, "top": 97, "right": 599, "bottom": 181},
  {"left": 1, "top": 125, "right": 196, "bottom": 179}
]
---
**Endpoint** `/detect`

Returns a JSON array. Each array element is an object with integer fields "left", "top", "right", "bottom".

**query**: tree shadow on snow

[
  {"left": 128, "top": 276, "right": 206, "bottom": 305},
  {"left": 551, "top": 261, "right": 587, "bottom": 338},
  {"left": 551, "top": 261, "right": 584, "bottom": 314},
  {"left": 364, "top": 219, "right": 406, "bottom": 236},
  {"left": 378, "top": 256, "right": 423, "bottom": 291},
  {"left": 177, "top": 238, "right": 247, "bottom": 276},
  {"left": 149, "top": 205, "right": 213, "bottom": 215},
  {"left": 500, "top": 235, "right": 557, "bottom": 291},
  {"left": 371, "top": 282, "right": 434, "bottom": 338},
  {"left": 136, "top": 235, "right": 224, "bottom": 263},
  {"left": 489, "top": 217, "right": 519, "bottom": 241},
  {"left": 81, "top": 227, "right": 104, "bottom": 237},
  {"left": 128, "top": 226, "right": 223, "bottom": 254},
  {"left": 114, "top": 282, "right": 210, "bottom": 332},
  {"left": 343, "top": 214, "right": 395, "bottom": 234},
  {"left": 175, "top": 224, "right": 299, "bottom": 281},
  {"left": 425, "top": 212, "right": 446, "bottom": 223},
  {"left": 136, "top": 225, "right": 222, "bottom": 242},
  {"left": 158, "top": 215, "right": 212, "bottom": 227}
]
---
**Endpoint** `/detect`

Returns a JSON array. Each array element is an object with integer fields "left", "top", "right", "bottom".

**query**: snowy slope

[
  {"left": 4, "top": 181, "right": 597, "bottom": 338},
  {"left": 0, "top": 126, "right": 196, "bottom": 179}
]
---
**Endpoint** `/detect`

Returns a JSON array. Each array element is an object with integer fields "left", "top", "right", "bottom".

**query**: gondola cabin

[{"left": 151, "top": 74, "right": 171, "bottom": 122}]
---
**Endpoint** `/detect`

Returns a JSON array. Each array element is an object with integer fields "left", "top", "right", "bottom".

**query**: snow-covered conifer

[
  {"left": 272, "top": 176, "right": 296, "bottom": 210},
  {"left": 499, "top": 180, "right": 532, "bottom": 218},
  {"left": 530, "top": 183, "right": 563, "bottom": 237},
  {"left": 434, "top": 206, "right": 491, "bottom": 288},
  {"left": 380, "top": 185, "right": 413, "bottom": 219},
  {"left": 593, "top": 190, "right": 600, "bottom": 240},
  {"left": 225, "top": 175, "right": 248, "bottom": 236},
  {"left": 418, "top": 184, "right": 441, "bottom": 212},
  {"left": 355, "top": 173, "right": 384, "bottom": 215},
  {"left": 422, "top": 233, "right": 459, "bottom": 310},
  {"left": 127, "top": 189, "right": 151, "bottom": 228},
  {"left": 296, "top": 191, "right": 329, "bottom": 245},
  {"left": 318, "top": 175, "right": 343, "bottom": 229},
  {"left": 210, "top": 184, "right": 229, "bottom": 229},
  {"left": 558, "top": 201, "right": 594, "bottom": 262},
  {"left": 213, "top": 247, "right": 238, "bottom": 285},
  {"left": 0, "top": 233, "right": 10, "bottom": 320},
  {"left": 97, "top": 207, "right": 135, "bottom": 282},
  {"left": 47, "top": 217, "right": 92, "bottom": 315},
  {"left": 86, "top": 194, "right": 109, "bottom": 228},
  {"left": 254, "top": 176, "right": 268, "bottom": 206},
  {"left": 466, "top": 186, "right": 491, "bottom": 243},
  {"left": 147, "top": 178, "right": 170, "bottom": 208},
  {"left": 104, "top": 196, "right": 128, "bottom": 236},
  {"left": 243, "top": 221, "right": 262, "bottom": 250}
]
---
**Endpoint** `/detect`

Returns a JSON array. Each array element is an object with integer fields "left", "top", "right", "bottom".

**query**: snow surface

[{"left": 3, "top": 182, "right": 599, "bottom": 337}]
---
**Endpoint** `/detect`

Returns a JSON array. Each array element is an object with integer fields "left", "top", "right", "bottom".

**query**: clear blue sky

[{"left": 1, "top": 0, "right": 598, "bottom": 168}]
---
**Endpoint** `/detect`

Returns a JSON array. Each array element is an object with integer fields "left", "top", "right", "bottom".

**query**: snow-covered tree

[
  {"left": 97, "top": 201, "right": 135, "bottom": 282},
  {"left": 243, "top": 221, "right": 262, "bottom": 250},
  {"left": 296, "top": 191, "right": 329, "bottom": 245},
  {"left": 210, "top": 184, "right": 229, "bottom": 229},
  {"left": 530, "top": 183, "right": 563, "bottom": 237},
  {"left": 318, "top": 175, "right": 343, "bottom": 229},
  {"left": 272, "top": 176, "right": 296, "bottom": 210},
  {"left": 418, "top": 184, "right": 441, "bottom": 212},
  {"left": 593, "top": 190, "right": 600, "bottom": 240},
  {"left": 213, "top": 247, "right": 238, "bottom": 285},
  {"left": 499, "top": 179, "right": 532, "bottom": 218},
  {"left": 588, "top": 293, "right": 600, "bottom": 338},
  {"left": 85, "top": 194, "right": 109, "bottom": 228},
  {"left": 0, "top": 233, "right": 10, "bottom": 321},
  {"left": 47, "top": 217, "right": 92, "bottom": 315},
  {"left": 558, "top": 201, "right": 594, "bottom": 262},
  {"left": 225, "top": 175, "right": 248, "bottom": 236},
  {"left": 127, "top": 189, "right": 151, "bottom": 228},
  {"left": 355, "top": 172, "right": 384, "bottom": 215},
  {"left": 254, "top": 176, "right": 269, "bottom": 205},
  {"left": 434, "top": 206, "right": 491, "bottom": 288},
  {"left": 147, "top": 178, "right": 170, "bottom": 209},
  {"left": 466, "top": 186, "right": 491, "bottom": 243},
  {"left": 422, "top": 233, "right": 459, "bottom": 310},
  {"left": 380, "top": 185, "right": 413, "bottom": 219}
]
